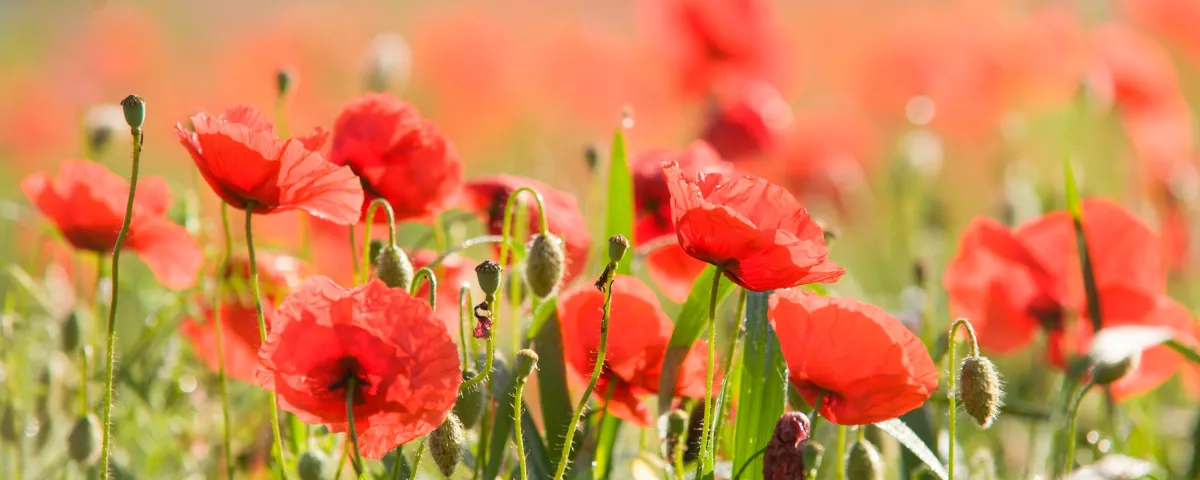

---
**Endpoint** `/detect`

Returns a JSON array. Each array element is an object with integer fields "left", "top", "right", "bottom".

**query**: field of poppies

[{"left": 3, "top": 0, "right": 1200, "bottom": 479}]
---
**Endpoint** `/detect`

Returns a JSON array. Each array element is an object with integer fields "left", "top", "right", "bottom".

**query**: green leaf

[
  {"left": 593, "top": 414, "right": 622, "bottom": 480},
  {"left": 657, "top": 266, "right": 736, "bottom": 413},
  {"left": 605, "top": 128, "right": 634, "bottom": 276},
  {"left": 484, "top": 358, "right": 519, "bottom": 480},
  {"left": 875, "top": 418, "right": 948, "bottom": 480},
  {"left": 1064, "top": 158, "right": 1103, "bottom": 332},
  {"left": 896, "top": 407, "right": 938, "bottom": 480},
  {"left": 532, "top": 301, "right": 573, "bottom": 461},
  {"left": 1063, "top": 157, "right": 1082, "bottom": 219},
  {"left": 1165, "top": 339, "right": 1200, "bottom": 366},
  {"left": 729, "top": 291, "right": 788, "bottom": 480}
]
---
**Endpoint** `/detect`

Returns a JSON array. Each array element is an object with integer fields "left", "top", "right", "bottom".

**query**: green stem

[
  {"left": 499, "top": 187, "right": 550, "bottom": 268},
  {"left": 390, "top": 444, "right": 404, "bottom": 480},
  {"left": 346, "top": 377, "right": 364, "bottom": 476},
  {"left": 552, "top": 262, "right": 619, "bottom": 480},
  {"left": 431, "top": 213, "right": 447, "bottom": 253},
  {"left": 244, "top": 206, "right": 289, "bottom": 478},
  {"left": 213, "top": 203, "right": 235, "bottom": 479},
  {"left": 732, "top": 447, "right": 769, "bottom": 480},
  {"left": 514, "top": 378, "right": 530, "bottom": 480},
  {"left": 1063, "top": 380, "right": 1095, "bottom": 477},
  {"left": 673, "top": 432, "right": 686, "bottom": 480},
  {"left": 459, "top": 296, "right": 496, "bottom": 393},
  {"left": 411, "top": 440, "right": 426, "bottom": 476},
  {"left": 361, "top": 198, "right": 397, "bottom": 285},
  {"left": 98, "top": 128, "right": 142, "bottom": 479},
  {"left": 696, "top": 266, "right": 724, "bottom": 476},
  {"left": 946, "top": 318, "right": 979, "bottom": 480},
  {"left": 836, "top": 425, "right": 847, "bottom": 480},
  {"left": 710, "top": 288, "right": 747, "bottom": 466},
  {"left": 349, "top": 225, "right": 359, "bottom": 281},
  {"left": 809, "top": 390, "right": 827, "bottom": 435},
  {"left": 410, "top": 267, "right": 437, "bottom": 309},
  {"left": 459, "top": 286, "right": 471, "bottom": 365}
]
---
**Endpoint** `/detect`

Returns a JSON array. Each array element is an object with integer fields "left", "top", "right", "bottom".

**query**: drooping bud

[
  {"left": 474, "top": 261, "right": 502, "bottom": 301},
  {"left": 429, "top": 413, "right": 465, "bottom": 477},
  {"left": 763, "top": 411, "right": 811, "bottom": 480},
  {"left": 67, "top": 414, "right": 101, "bottom": 463},
  {"left": 608, "top": 234, "right": 630, "bottom": 264},
  {"left": 1092, "top": 353, "right": 1139, "bottom": 386},
  {"left": 297, "top": 450, "right": 326, "bottom": 480},
  {"left": 525, "top": 233, "right": 565, "bottom": 298},
  {"left": 62, "top": 311, "right": 82, "bottom": 352},
  {"left": 957, "top": 355, "right": 1003, "bottom": 428},
  {"left": 120, "top": 94, "right": 146, "bottom": 132},
  {"left": 84, "top": 104, "right": 125, "bottom": 155},
  {"left": 276, "top": 66, "right": 296, "bottom": 98},
  {"left": 845, "top": 439, "right": 884, "bottom": 480},
  {"left": 374, "top": 244, "right": 414, "bottom": 290},
  {"left": 454, "top": 369, "right": 485, "bottom": 428},
  {"left": 515, "top": 349, "right": 539, "bottom": 380}
]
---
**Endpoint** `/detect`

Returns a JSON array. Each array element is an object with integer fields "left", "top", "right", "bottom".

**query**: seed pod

[
  {"left": 845, "top": 439, "right": 883, "bottom": 480},
  {"left": 524, "top": 233, "right": 565, "bottom": 298},
  {"left": 474, "top": 261, "right": 502, "bottom": 300},
  {"left": 958, "top": 355, "right": 1003, "bottom": 428},
  {"left": 62, "top": 311, "right": 82, "bottom": 352},
  {"left": 84, "top": 104, "right": 125, "bottom": 155},
  {"left": 763, "top": 411, "right": 811, "bottom": 480},
  {"left": 429, "top": 413, "right": 465, "bottom": 478},
  {"left": 374, "top": 244, "right": 414, "bottom": 290},
  {"left": 68, "top": 414, "right": 101, "bottom": 463},
  {"left": 297, "top": 450, "right": 326, "bottom": 480},
  {"left": 120, "top": 94, "right": 146, "bottom": 131},
  {"left": 453, "top": 369, "right": 485, "bottom": 429},
  {"left": 608, "top": 234, "right": 630, "bottom": 264},
  {"left": 1092, "top": 353, "right": 1139, "bottom": 386},
  {"left": 515, "top": 349, "right": 539, "bottom": 380}
]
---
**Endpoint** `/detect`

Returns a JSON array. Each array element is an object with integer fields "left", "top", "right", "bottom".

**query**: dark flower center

[
  {"left": 1027, "top": 296, "right": 1065, "bottom": 332},
  {"left": 327, "top": 356, "right": 371, "bottom": 404}
]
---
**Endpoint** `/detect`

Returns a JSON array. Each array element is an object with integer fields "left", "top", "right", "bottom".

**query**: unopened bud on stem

[
  {"left": 958, "top": 355, "right": 1003, "bottom": 428},
  {"left": 429, "top": 413, "right": 465, "bottom": 477},
  {"left": 120, "top": 94, "right": 145, "bottom": 132},
  {"left": 525, "top": 233, "right": 564, "bottom": 298}
]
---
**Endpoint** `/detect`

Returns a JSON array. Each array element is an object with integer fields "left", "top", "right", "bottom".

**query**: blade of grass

[
  {"left": 728, "top": 291, "right": 787, "bottom": 480},
  {"left": 605, "top": 127, "right": 634, "bottom": 276},
  {"left": 657, "top": 265, "right": 736, "bottom": 413}
]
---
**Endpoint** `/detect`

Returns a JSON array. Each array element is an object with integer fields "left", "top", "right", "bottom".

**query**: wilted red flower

[
  {"left": 330, "top": 94, "right": 463, "bottom": 222},
  {"left": 700, "top": 80, "right": 792, "bottom": 162},
  {"left": 181, "top": 254, "right": 302, "bottom": 382},
  {"left": 411, "top": 249, "right": 475, "bottom": 334},
  {"left": 176, "top": 105, "right": 363, "bottom": 224},
  {"left": 21, "top": 160, "right": 202, "bottom": 290},
  {"left": 559, "top": 276, "right": 709, "bottom": 426},
  {"left": 461, "top": 175, "right": 591, "bottom": 284},
  {"left": 770, "top": 289, "right": 938, "bottom": 425},
  {"left": 257, "top": 277, "right": 461, "bottom": 458},
  {"left": 632, "top": 141, "right": 732, "bottom": 301},
  {"left": 763, "top": 412, "right": 811, "bottom": 480},
  {"left": 663, "top": 161, "right": 843, "bottom": 291}
]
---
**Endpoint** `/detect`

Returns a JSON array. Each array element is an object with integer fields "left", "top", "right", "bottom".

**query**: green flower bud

[
  {"left": 453, "top": 369, "right": 485, "bottom": 429},
  {"left": 515, "top": 349, "right": 539, "bottom": 380},
  {"left": 368, "top": 239, "right": 386, "bottom": 265},
  {"left": 957, "top": 355, "right": 1003, "bottom": 428},
  {"left": 525, "top": 233, "right": 565, "bottom": 298},
  {"left": 1092, "top": 353, "right": 1139, "bottom": 386},
  {"left": 374, "top": 244, "right": 413, "bottom": 290},
  {"left": 62, "top": 311, "right": 82, "bottom": 352},
  {"left": 276, "top": 66, "right": 296, "bottom": 97},
  {"left": 804, "top": 441, "right": 825, "bottom": 479},
  {"left": 474, "top": 261, "right": 502, "bottom": 300},
  {"left": 119, "top": 94, "right": 145, "bottom": 131},
  {"left": 429, "top": 413, "right": 465, "bottom": 477},
  {"left": 666, "top": 409, "right": 689, "bottom": 438},
  {"left": 297, "top": 450, "right": 326, "bottom": 480},
  {"left": 608, "top": 234, "right": 630, "bottom": 264},
  {"left": 845, "top": 439, "right": 883, "bottom": 480},
  {"left": 68, "top": 414, "right": 101, "bottom": 463}
]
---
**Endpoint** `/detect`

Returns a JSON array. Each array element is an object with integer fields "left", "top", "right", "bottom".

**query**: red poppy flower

[
  {"left": 181, "top": 254, "right": 302, "bottom": 382},
  {"left": 769, "top": 289, "right": 938, "bottom": 425},
  {"left": 559, "top": 276, "right": 709, "bottom": 426},
  {"left": 410, "top": 249, "right": 475, "bottom": 335},
  {"left": 700, "top": 80, "right": 791, "bottom": 162},
  {"left": 257, "top": 277, "right": 461, "bottom": 458},
  {"left": 329, "top": 94, "right": 463, "bottom": 222},
  {"left": 643, "top": 0, "right": 779, "bottom": 96},
  {"left": 663, "top": 161, "right": 843, "bottom": 291},
  {"left": 176, "top": 105, "right": 363, "bottom": 224},
  {"left": 632, "top": 141, "right": 733, "bottom": 301},
  {"left": 461, "top": 175, "right": 591, "bottom": 284},
  {"left": 21, "top": 160, "right": 202, "bottom": 290}
]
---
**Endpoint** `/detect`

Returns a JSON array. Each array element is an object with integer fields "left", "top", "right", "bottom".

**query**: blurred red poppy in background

[
  {"left": 559, "top": 276, "right": 709, "bottom": 426},
  {"left": 700, "top": 80, "right": 792, "bottom": 162},
  {"left": 330, "top": 93, "right": 463, "bottom": 223},
  {"left": 461, "top": 175, "right": 592, "bottom": 284},
  {"left": 21, "top": 160, "right": 202, "bottom": 290},
  {"left": 177, "top": 105, "right": 363, "bottom": 224},
  {"left": 663, "top": 161, "right": 843, "bottom": 291},
  {"left": 257, "top": 277, "right": 461, "bottom": 458},
  {"left": 770, "top": 289, "right": 938, "bottom": 425}
]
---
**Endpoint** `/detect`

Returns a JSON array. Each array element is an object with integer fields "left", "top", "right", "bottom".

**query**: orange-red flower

[
  {"left": 644, "top": 0, "right": 779, "bottom": 96},
  {"left": 559, "top": 276, "right": 708, "bottom": 426},
  {"left": 461, "top": 175, "right": 591, "bottom": 284},
  {"left": 700, "top": 80, "right": 791, "bottom": 162},
  {"left": 257, "top": 277, "right": 461, "bottom": 458},
  {"left": 769, "top": 289, "right": 938, "bottom": 425},
  {"left": 663, "top": 161, "right": 843, "bottom": 291},
  {"left": 176, "top": 105, "right": 363, "bottom": 224},
  {"left": 411, "top": 249, "right": 474, "bottom": 334},
  {"left": 21, "top": 160, "right": 202, "bottom": 290},
  {"left": 633, "top": 141, "right": 732, "bottom": 301},
  {"left": 330, "top": 94, "right": 463, "bottom": 222}
]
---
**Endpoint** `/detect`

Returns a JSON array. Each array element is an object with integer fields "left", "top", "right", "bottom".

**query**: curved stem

[
  {"left": 213, "top": 203, "right": 235, "bottom": 479},
  {"left": 244, "top": 206, "right": 289, "bottom": 478},
  {"left": 946, "top": 318, "right": 977, "bottom": 480},
  {"left": 346, "top": 377, "right": 364, "bottom": 476},
  {"left": 1063, "top": 380, "right": 1095, "bottom": 477},
  {"left": 733, "top": 446, "right": 769, "bottom": 480},
  {"left": 514, "top": 378, "right": 530, "bottom": 480},
  {"left": 459, "top": 286, "right": 472, "bottom": 365},
  {"left": 948, "top": 318, "right": 980, "bottom": 358},
  {"left": 99, "top": 128, "right": 142, "bottom": 479},
  {"left": 349, "top": 225, "right": 359, "bottom": 281},
  {"left": 361, "top": 199, "right": 397, "bottom": 285},
  {"left": 552, "top": 264, "right": 618, "bottom": 480},
  {"left": 809, "top": 390, "right": 827, "bottom": 434},
  {"left": 696, "top": 267, "right": 724, "bottom": 476},
  {"left": 499, "top": 187, "right": 549, "bottom": 268},
  {"left": 410, "top": 439, "right": 426, "bottom": 476},
  {"left": 410, "top": 267, "right": 437, "bottom": 310}
]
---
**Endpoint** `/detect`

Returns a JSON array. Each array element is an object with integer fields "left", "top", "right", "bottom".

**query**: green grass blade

[
  {"left": 657, "top": 265, "right": 736, "bottom": 413},
  {"left": 875, "top": 418, "right": 948, "bottom": 479},
  {"left": 593, "top": 414, "right": 622, "bottom": 480},
  {"left": 531, "top": 300, "right": 573, "bottom": 461},
  {"left": 1064, "top": 158, "right": 1103, "bottom": 332},
  {"left": 605, "top": 128, "right": 634, "bottom": 276},
  {"left": 728, "top": 291, "right": 787, "bottom": 480}
]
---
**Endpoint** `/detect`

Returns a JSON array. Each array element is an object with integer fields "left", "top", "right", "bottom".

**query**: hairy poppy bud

[
  {"left": 475, "top": 261, "right": 502, "bottom": 300},
  {"left": 297, "top": 450, "right": 326, "bottom": 480},
  {"left": 454, "top": 369, "right": 485, "bottom": 428},
  {"left": 120, "top": 94, "right": 146, "bottom": 131},
  {"left": 84, "top": 104, "right": 125, "bottom": 154},
  {"left": 525, "top": 233, "right": 565, "bottom": 298},
  {"left": 1092, "top": 353, "right": 1139, "bottom": 386},
  {"left": 374, "top": 244, "right": 414, "bottom": 290},
  {"left": 429, "top": 413, "right": 465, "bottom": 477},
  {"left": 1, "top": 404, "right": 18, "bottom": 442},
  {"left": 62, "top": 311, "right": 82, "bottom": 352},
  {"left": 845, "top": 439, "right": 883, "bottom": 480},
  {"left": 368, "top": 239, "right": 386, "bottom": 265},
  {"left": 276, "top": 66, "right": 296, "bottom": 98},
  {"left": 958, "top": 355, "right": 1002, "bottom": 428},
  {"left": 68, "top": 414, "right": 101, "bottom": 463},
  {"left": 515, "top": 349, "right": 539, "bottom": 380},
  {"left": 803, "top": 441, "right": 825, "bottom": 478},
  {"left": 666, "top": 409, "right": 689, "bottom": 438},
  {"left": 763, "top": 411, "right": 811, "bottom": 480},
  {"left": 608, "top": 234, "right": 630, "bottom": 264}
]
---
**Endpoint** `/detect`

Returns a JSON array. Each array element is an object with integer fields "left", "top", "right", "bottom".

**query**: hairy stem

[{"left": 244, "top": 206, "right": 288, "bottom": 478}]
